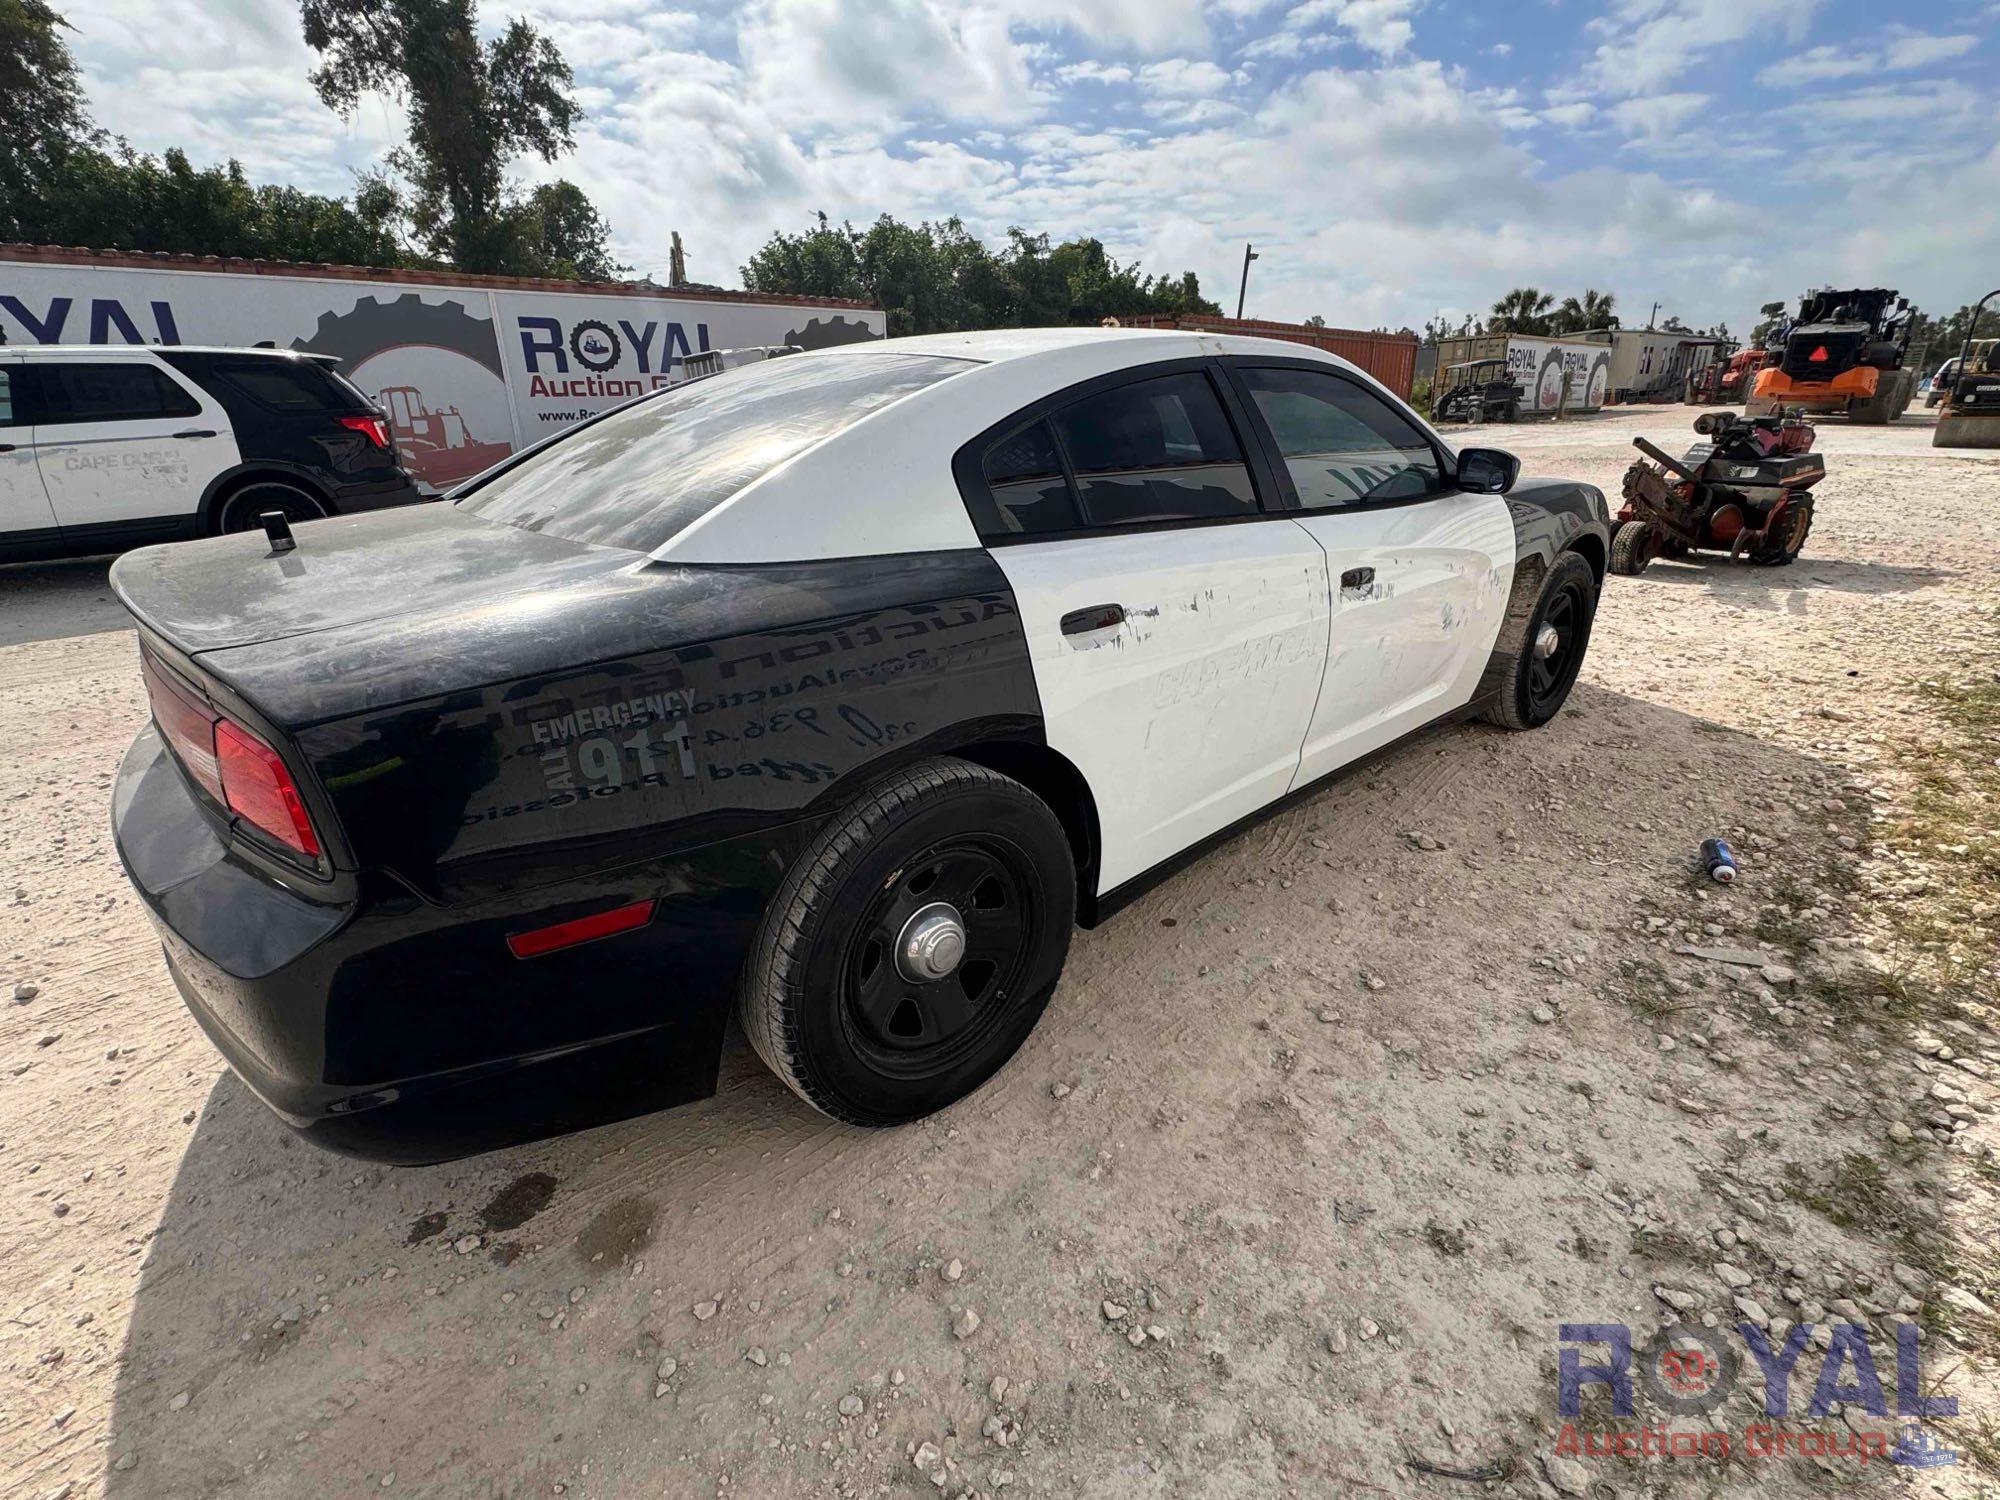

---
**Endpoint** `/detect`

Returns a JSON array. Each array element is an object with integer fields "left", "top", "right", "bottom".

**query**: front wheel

[
  {"left": 1609, "top": 519, "right": 1656, "bottom": 575},
  {"left": 1484, "top": 552, "right": 1598, "bottom": 732},
  {"left": 739, "top": 758, "right": 1076, "bottom": 1125}
]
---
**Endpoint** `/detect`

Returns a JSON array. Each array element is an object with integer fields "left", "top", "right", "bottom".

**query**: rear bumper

[
  {"left": 112, "top": 726, "right": 761, "bottom": 1163},
  {"left": 326, "top": 472, "right": 428, "bottom": 515}
]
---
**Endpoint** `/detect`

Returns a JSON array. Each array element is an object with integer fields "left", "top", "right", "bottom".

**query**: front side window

[
  {"left": 1050, "top": 371, "right": 1257, "bottom": 526},
  {"left": 460, "top": 352, "right": 967, "bottom": 552},
  {"left": 37, "top": 362, "right": 202, "bottom": 424},
  {"left": 1238, "top": 365, "right": 1442, "bottom": 507}
]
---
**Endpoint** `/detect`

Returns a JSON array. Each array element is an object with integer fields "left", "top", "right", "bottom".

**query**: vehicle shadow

[
  {"left": 96, "top": 683, "right": 1971, "bottom": 1498},
  {"left": 0, "top": 557, "right": 127, "bottom": 647},
  {"left": 1625, "top": 554, "right": 1949, "bottom": 603}
]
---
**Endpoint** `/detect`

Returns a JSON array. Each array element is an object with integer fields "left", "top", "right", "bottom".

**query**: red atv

[{"left": 1611, "top": 409, "right": 1825, "bottom": 574}]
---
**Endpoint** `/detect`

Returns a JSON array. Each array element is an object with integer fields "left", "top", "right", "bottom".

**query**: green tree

[
  {"left": 1551, "top": 288, "right": 1617, "bottom": 334},
  {"left": 741, "top": 214, "right": 1219, "bottom": 336},
  {"left": 1750, "top": 299, "right": 1789, "bottom": 343},
  {"left": 300, "top": 0, "right": 616, "bottom": 277},
  {"left": 1489, "top": 287, "right": 1555, "bottom": 335},
  {"left": 0, "top": 0, "right": 101, "bottom": 242}
]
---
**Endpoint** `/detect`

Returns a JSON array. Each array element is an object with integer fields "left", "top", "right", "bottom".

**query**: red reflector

[
  {"left": 216, "top": 719, "right": 321, "bottom": 857},
  {"left": 1808, "top": 345, "right": 1828, "bottom": 362},
  {"left": 141, "top": 653, "right": 225, "bottom": 804},
  {"left": 506, "top": 900, "right": 656, "bottom": 959},
  {"left": 339, "top": 414, "right": 390, "bottom": 448}
]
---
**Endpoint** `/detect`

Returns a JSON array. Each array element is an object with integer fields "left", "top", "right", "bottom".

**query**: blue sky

[{"left": 61, "top": 0, "right": 2000, "bottom": 334}]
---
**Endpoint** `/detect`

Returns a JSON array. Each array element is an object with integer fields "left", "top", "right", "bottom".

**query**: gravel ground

[{"left": 3, "top": 406, "right": 1996, "bottom": 1500}]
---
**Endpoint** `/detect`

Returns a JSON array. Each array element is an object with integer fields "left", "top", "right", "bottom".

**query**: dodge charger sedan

[{"left": 110, "top": 329, "right": 1610, "bottom": 1161}]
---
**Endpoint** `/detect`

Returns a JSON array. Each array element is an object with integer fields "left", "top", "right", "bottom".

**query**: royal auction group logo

[{"left": 1559, "top": 1322, "right": 1958, "bottom": 1468}]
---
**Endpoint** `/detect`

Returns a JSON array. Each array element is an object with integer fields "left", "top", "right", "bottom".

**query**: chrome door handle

[{"left": 173, "top": 429, "right": 217, "bottom": 439}]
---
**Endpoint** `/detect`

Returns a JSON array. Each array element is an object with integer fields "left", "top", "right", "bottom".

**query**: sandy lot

[{"left": 3, "top": 407, "right": 1996, "bottom": 1500}]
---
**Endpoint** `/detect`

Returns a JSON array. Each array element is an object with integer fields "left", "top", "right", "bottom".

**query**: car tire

[
  {"left": 739, "top": 757, "right": 1076, "bottom": 1126},
  {"left": 215, "top": 481, "right": 327, "bottom": 535},
  {"left": 1484, "top": 551, "right": 1598, "bottom": 732},
  {"left": 1609, "top": 519, "right": 1656, "bottom": 576}
]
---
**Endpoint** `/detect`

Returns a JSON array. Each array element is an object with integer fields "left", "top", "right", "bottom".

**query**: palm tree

[
  {"left": 1490, "top": 287, "right": 1555, "bottom": 335},
  {"left": 1552, "top": 288, "right": 1618, "bottom": 334}
]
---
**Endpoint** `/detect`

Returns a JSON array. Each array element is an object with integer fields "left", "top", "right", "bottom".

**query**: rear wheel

[
  {"left": 739, "top": 757, "right": 1076, "bottom": 1125},
  {"left": 1609, "top": 519, "right": 1657, "bottom": 576},
  {"left": 1484, "top": 552, "right": 1597, "bottom": 732},
  {"left": 216, "top": 481, "right": 326, "bottom": 535},
  {"left": 1747, "top": 502, "right": 1813, "bottom": 566}
]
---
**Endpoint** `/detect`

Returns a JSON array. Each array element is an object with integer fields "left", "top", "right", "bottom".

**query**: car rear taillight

[
  {"left": 339, "top": 414, "right": 390, "bottom": 448},
  {"left": 215, "top": 720, "right": 322, "bottom": 857},
  {"left": 141, "top": 653, "right": 226, "bottom": 804},
  {"left": 141, "top": 650, "right": 322, "bottom": 860}
]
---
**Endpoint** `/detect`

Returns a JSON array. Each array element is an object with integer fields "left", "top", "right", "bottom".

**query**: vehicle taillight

[
  {"left": 141, "top": 650, "right": 321, "bottom": 860},
  {"left": 216, "top": 720, "right": 321, "bottom": 858},
  {"left": 339, "top": 414, "right": 390, "bottom": 448},
  {"left": 141, "top": 653, "right": 225, "bottom": 804}
]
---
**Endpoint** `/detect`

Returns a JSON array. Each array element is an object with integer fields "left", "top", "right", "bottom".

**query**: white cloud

[
  {"left": 1758, "top": 29, "right": 1979, "bottom": 86},
  {"left": 1281, "top": 0, "right": 1418, "bottom": 56},
  {"left": 1136, "top": 57, "right": 1234, "bottom": 94},
  {"left": 1605, "top": 91, "right": 1709, "bottom": 144},
  {"left": 1578, "top": 0, "right": 1820, "bottom": 99}
]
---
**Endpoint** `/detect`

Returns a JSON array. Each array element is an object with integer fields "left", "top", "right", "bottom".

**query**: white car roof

[
  {"left": 1, "top": 343, "right": 318, "bottom": 359},
  {"left": 657, "top": 328, "right": 1389, "bottom": 566}
]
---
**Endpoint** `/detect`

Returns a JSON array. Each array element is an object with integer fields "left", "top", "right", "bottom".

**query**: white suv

[{"left": 1, "top": 344, "right": 422, "bottom": 563}]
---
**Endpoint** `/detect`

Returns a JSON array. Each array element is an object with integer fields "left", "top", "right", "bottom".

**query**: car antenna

[{"left": 259, "top": 511, "right": 297, "bottom": 554}]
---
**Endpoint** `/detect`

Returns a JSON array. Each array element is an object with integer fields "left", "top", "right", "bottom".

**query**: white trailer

[{"left": 0, "top": 247, "right": 885, "bottom": 492}]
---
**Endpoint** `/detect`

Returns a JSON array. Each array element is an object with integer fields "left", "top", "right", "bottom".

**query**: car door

[
  {"left": 1223, "top": 359, "right": 1515, "bottom": 786},
  {"left": 0, "top": 358, "right": 61, "bottom": 549},
  {"left": 960, "top": 361, "right": 1330, "bottom": 894},
  {"left": 29, "top": 355, "right": 237, "bottom": 537}
]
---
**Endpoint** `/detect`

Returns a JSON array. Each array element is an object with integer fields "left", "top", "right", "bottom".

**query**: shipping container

[
  {"left": 0, "top": 245, "right": 885, "bottom": 491},
  {"left": 1123, "top": 312, "right": 1419, "bottom": 398}
]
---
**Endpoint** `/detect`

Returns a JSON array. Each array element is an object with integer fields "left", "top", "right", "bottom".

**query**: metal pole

[
  {"left": 1236, "top": 244, "right": 1259, "bottom": 321},
  {"left": 1953, "top": 291, "right": 1999, "bottom": 397}
]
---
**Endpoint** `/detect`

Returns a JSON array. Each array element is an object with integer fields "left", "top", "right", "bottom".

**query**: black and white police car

[
  {"left": 1, "top": 344, "right": 422, "bottom": 563},
  {"left": 109, "top": 328, "right": 1610, "bottom": 1161}
]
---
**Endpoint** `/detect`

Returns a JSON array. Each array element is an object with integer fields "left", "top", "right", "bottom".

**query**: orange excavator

[{"left": 1744, "top": 287, "right": 1918, "bottom": 424}]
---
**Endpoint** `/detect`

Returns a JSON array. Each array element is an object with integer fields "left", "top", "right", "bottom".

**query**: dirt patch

[{"left": 479, "top": 1171, "right": 558, "bottom": 1234}]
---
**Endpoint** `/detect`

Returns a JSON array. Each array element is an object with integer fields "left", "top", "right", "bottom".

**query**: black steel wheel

[
  {"left": 216, "top": 481, "right": 326, "bottom": 534},
  {"left": 1484, "top": 551, "right": 1598, "bottom": 731},
  {"left": 841, "top": 837, "right": 1036, "bottom": 1077},
  {"left": 740, "top": 758, "right": 1075, "bottom": 1125}
]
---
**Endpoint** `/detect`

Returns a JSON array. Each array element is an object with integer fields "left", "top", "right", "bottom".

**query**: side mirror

[{"left": 1455, "top": 446, "right": 1519, "bottom": 495}]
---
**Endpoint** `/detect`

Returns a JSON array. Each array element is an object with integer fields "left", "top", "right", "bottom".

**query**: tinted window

[
  {"left": 1240, "top": 365, "right": 1442, "bottom": 507},
  {"left": 0, "top": 369, "right": 15, "bottom": 427},
  {"left": 210, "top": 359, "right": 346, "bottom": 411},
  {"left": 38, "top": 362, "right": 201, "bottom": 424},
  {"left": 975, "top": 420, "right": 1080, "bottom": 536},
  {"left": 460, "top": 352, "right": 966, "bottom": 551},
  {"left": 1050, "top": 372, "right": 1256, "bottom": 526}
]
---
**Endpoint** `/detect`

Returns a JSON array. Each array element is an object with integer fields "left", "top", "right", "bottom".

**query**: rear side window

[
  {"left": 0, "top": 368, "right": 16, "bottom": 427},
  {"left": 208, "top": 359, "right": 348, "bottom": 412},
  {"left": 1238, "top": 365, "right": 1441, "bottom": 507},
  {"left": 459, "top": 353, "right": 966, "bottom": 552},
  {"left": 37, "top": 362, "right": 201, "bottom": 424},
  {"left": 1052, "top": 372, "right": 1256, "bottom": 527},
  {"left": 965, "top": 369, "right": 1259, "bottom": 539}
]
